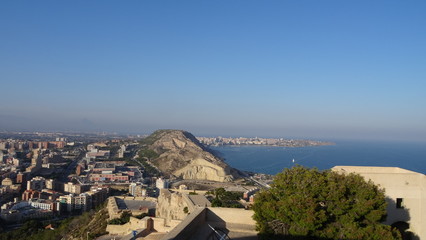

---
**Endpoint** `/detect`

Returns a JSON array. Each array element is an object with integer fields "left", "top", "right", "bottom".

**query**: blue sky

[{"left": 1, "top": 1, "right": 425, "bottom": 142}]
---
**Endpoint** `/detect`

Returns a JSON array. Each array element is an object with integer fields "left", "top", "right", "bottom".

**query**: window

[{"left": 396, "top": 198, "right": 404, "bottom": 209}]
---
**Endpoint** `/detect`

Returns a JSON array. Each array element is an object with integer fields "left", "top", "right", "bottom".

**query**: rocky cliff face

[{"left": 140, "top": 129, "right": 237, "bottom": 182}]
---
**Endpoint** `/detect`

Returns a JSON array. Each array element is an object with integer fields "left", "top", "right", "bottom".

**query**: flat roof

[
  {"left": 332, "top": 166, "right": 424, "bottom": 175},
  {"left": 187, "top": 195, "right": 211, "bottom": 207}
]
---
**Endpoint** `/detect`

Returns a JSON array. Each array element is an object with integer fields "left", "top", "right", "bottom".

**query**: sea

[{"left": 211, "top": 140, "right": 426, "bottom": 175}]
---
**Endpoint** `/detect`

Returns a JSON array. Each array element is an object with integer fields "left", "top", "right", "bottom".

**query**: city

[
  {"left": 0, "top": 131, "right": 272, "bottom": 239},
  {"left": 197, "top": 136, "right": 334, "bottom": 147},
  {"left": 1, "top": 1, "right": 425, "bottom": 239}
]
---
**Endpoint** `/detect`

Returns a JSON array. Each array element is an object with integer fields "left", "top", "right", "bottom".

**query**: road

[
  {"left": 249, "top": 176, "right": 271, "bottom": 189},
  {"left": 59, "top": 147, "right": 86, "bottom": 182}
]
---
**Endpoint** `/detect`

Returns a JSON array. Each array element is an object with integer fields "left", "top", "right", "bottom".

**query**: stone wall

[
  {"left": 106, "top": 216, "right": 148, "bottom": 235},
  {"left": 107, "top": 196, "right": 121, "bottom": 220},
  {"left": 156, "top": 189, "right": 191, "bottom": 225},
  {"left": 151, "top": 217, "right": 182, "bottom": 233},
  {"left": 207, "top": 207, "right": 256, "bottom": 232},
  {"left": 160, "top": 207, "right": 257, "bottom": 240},
  {"left": 161, "top": 207, "right": 207, "bottom": 240}
]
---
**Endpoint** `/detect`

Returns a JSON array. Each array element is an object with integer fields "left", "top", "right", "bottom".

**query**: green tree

[
  {"left": 108, "top": 211, "right": 132, "bottom": 225},
  {"left": 252, "top": 166, "right": 401, "bottom": 240},
  {"left": 183, "top": 207, "right": 189, "bottom": 214},
  {"left": 210, "top": 188, "right": 243, "bottom": 208}
]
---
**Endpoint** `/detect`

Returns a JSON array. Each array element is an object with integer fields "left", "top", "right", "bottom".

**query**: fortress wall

[{"left": 160, "top": 207, "right": 206, "bottom": 240}]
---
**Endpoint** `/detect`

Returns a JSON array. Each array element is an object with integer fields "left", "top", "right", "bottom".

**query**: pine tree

[{"left": 252, "top": 166, "right": 401, "bottom": 240}]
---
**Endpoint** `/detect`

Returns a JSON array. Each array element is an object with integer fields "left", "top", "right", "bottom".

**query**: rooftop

[
  {"left": 187, "top": 194, "right": 212, "bottom": 208},
  {"left": 332, "top": 166, "right": 425, "bottom": 175}
]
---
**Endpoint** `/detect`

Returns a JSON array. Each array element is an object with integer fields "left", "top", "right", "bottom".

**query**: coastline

[
  {"left": 205, "top": 142, "right": 335, "bottom": 148},
  {"left": 198, "top": 136, "right": 335, "bottom": 148},
  {"left": 211, "top": 140, "right": 426, "bottom": 175}
]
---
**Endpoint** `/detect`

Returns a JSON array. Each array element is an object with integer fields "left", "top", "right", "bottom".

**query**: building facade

[
  {"left": 332, "top": 166, "right": 426, "bottom": 240},
  {"left": 27, "top": 176, "right": 46, "bottom": 191},
  {"left": 129, "top": 182, "right": 147, "bottom": 197}
]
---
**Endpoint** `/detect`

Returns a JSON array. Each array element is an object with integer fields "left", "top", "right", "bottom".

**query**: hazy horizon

[
  {"left": 1, "top": 1, "right": 425, "bottom": 143},
  {"left": 1, "top": 127, "right": 424, "bottom": 144}
]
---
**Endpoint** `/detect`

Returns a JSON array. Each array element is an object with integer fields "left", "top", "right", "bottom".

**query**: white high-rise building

[
  {"left": 156, "top": 178, "right": 169, "bottom": 190},
  {"left": 59, "top": 194, "right": 75, "bottom": 212},
  {"left": 129, "top": 182, "right": 146, "bottom": 197}
]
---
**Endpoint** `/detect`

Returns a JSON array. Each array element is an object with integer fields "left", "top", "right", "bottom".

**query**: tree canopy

[
  {"left": 252, "top": 166, "right": 401, "bottom": 240},
  {"left": 208, "top": 188, "right": 244, "bottom": 208}
]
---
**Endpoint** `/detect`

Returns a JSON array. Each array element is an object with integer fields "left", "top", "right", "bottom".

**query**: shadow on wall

[
  {"left": 204, "top": 210, "right": 257, "bottom": 240},
  {"left": 386, "top": 197, "right": 419, "bottom": 240}
]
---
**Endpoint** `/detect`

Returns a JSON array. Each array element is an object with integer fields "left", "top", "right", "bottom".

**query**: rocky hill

[{"left": 139, "top": 130, "right": 239, "bottom": 182}]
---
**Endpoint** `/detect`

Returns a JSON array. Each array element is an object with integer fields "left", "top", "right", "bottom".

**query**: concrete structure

[
  {"left": 156, "top": 178, "right": 169, "bottom": 190},
  {"left": 16, "top": 172, "right": 27, "bottom": 184},
  {"left": 25, "top": 149, "right": 43, "bottom": 174},
  {"left": 106, "top": 216, "right": 154, "bottom": 237},
  {"left": 59, "top": 194, "right": 76, "bottom": 212},
  {"left": 27, "top": 176, "right": 46, "bottom": 191},
  {"left": 59, "top": 193, "right": 91, "bottom": 212},
  {"left": 129, "top": 182, "right": 147, "bottom": 197},
  {"left": 332, "top": 166, "right": 426, "bottom": 240},
  {"left": 118, "top": 145, "right": 126, "bottom": 158},
  {"left": 1, "top": 198, "right": 58, "bottom": 223},
  {"left": 45, "top": 179, "right": 55, "bottom": 190},
  {"left": 58, "top": 187, "right": 108, "bottom": 213},
  {"left": 156, "top": 189, "right": 191, "bottom": 226},
  {"left": 22, "top": 190, "right": 40, "bottom": 201},
  {"left": 74, "top": 193, "right": 91, "bottom": 212},
  {"left": 87, "top": 186, "right": 109, "bottom": 209},
  {"left": 161, "top": 207, "right": 258, "bottom": 240},
  {"left": 28, "top": 198, "right": 56, "bottom": 211},
  {"left": 103, "top": 189, "right": 255, "bottom": 240},
  {"left": 183, "top": 193, "right": 212, "bottom": 215},
  {"left": 243, "top": 187, "right": 259, "bottom": 201},
  {"left": 1, "top": 178, "right": 13, "bottom": 186},
  {"left": 88, "top": 162, "right": 139, "bottom": 183},
  {"left": 107, "top": 196, "right": 157, "bottom": 220},
  {"left": 89, "top": 172, "right": 129, "bottom": 182},
  {"left": 63, "top": 182, "right": 88, "bottom": 194},
  {"left": 85, "top": 148, "right": 110, "bottom": 159}
]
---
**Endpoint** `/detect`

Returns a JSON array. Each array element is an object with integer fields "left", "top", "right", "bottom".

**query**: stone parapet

[{"left": 160, "top": 207, "right": 257, "bottom": 240}]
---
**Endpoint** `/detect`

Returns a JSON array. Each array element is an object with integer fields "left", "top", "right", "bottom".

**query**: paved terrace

[
  {"left": 108, "top": 196, "right": 158, "bottom": 220},
  {"left": 115, "top": 198, "right": 156, "bottom": 211}
]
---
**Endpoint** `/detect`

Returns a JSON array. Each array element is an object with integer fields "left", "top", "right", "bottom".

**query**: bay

[{"left": 211, "top": 140, "right": 426, "bottom": 175}]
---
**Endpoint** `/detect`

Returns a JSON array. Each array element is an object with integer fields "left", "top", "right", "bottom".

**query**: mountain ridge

[{"left": 139, "top": 129, "right": 239, "bottom": 182}]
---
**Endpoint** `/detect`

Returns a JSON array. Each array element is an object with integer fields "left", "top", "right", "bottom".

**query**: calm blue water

[{"left": 211, "top": 140, "right": 426, "bottom": 175}]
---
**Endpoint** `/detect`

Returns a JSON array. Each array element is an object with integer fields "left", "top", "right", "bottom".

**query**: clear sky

[{"left": 1, "top": 1, "right": 425, "bottom": 142}]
